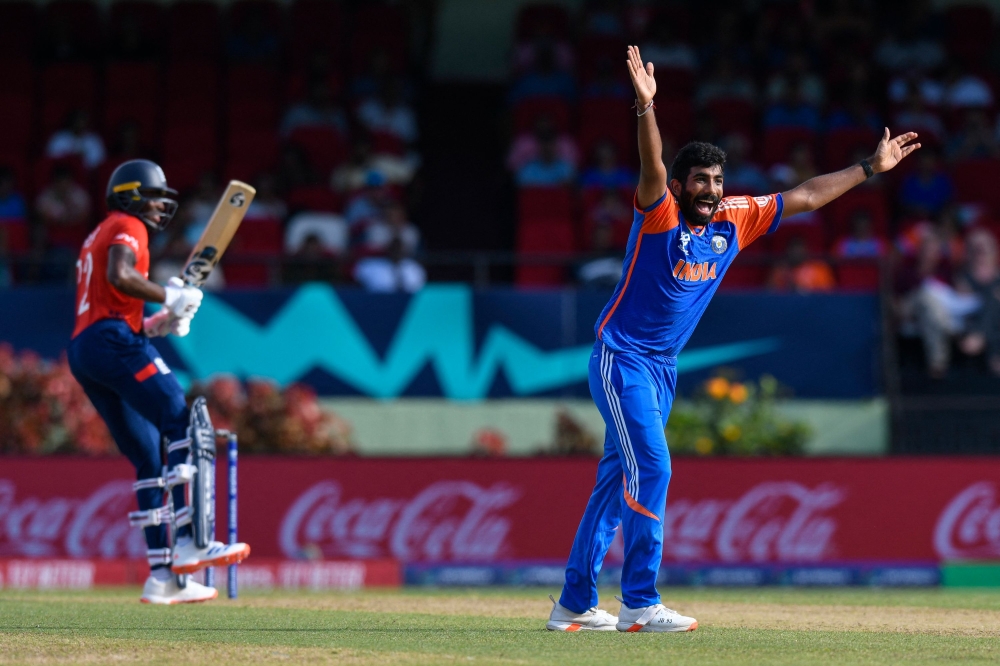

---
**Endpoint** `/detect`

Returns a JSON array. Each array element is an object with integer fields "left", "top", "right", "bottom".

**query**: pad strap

[
  {"left": 167, "top": 438, "right": 192, "bottom": 454},
  {"left": 167, "top": 464, "right": 197, "bottom": 487},
  {"left": 128, "top": 506, "right": 171, "bottom": 528},
  {"left": 133, "top": 478, "right": 165, "bottom": 491},
  {"left": 175, "top": 506, "right": 193, "bottom": 527},
  {"left": 147, "top": 548, "right": 172, "bottom": 566}
]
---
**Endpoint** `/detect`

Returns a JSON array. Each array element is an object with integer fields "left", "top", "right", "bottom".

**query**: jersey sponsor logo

[
  {"left": 672, "top": 259, "right": 718, "bottom": 282},
  {"left": 113, "top": 232, "right": 139, "bottom": 252},
  {"left": 711, "top": 235, "right": 728, "bottom": 254}
]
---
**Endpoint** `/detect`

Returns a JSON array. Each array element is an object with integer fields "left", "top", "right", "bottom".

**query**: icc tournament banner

[
  {"left": 2, "top": 457, "right": 998, "bottom": 576},
  {"left": 0, "top": 286, "right": 880, "bottom": 398}
]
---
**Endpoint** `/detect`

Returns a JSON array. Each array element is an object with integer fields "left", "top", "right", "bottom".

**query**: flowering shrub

[
  {"left": 0, "top": 344, "right": 115, "bottom": 455},
  {"left": 667, "top": 373, "right": 810, "bottom": 456}
]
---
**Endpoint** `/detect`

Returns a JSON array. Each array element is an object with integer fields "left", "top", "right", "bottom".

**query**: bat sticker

[
  {"left": 229, "top": 192, "right": 246, "bottom": 207},
  {"left": 183, "top": 246, "right": 219, "bottom": 285}
]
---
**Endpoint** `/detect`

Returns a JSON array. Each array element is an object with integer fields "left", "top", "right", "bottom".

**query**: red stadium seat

[
  {"left": 824, "top": 187, "right": 890, "bottom": 238},
  {"left": 226, "top": 99, "right": 278, "bottom": 131},
  {"left": 230, "top": 217, "right": 284, "bottom": 255},
  {"left": 836, "top": 261, "right": 881, "bottom": 291},
  {"left": 288, "top": 0, "right": 344, "bottom": 67},
  {"left": 225, "top": 128, "right": 279, "bottom": 177},
  {"left": 947, "top": 6, "right": 993, "bottom": 67},
  {"left": 512, "top": 97, "right": 572, "bottom": 133},
  {"left": 287, "top": 185, "right": 342, "bottom": 213},
  {"left": 516, "top": 217, "right": 576, "bottom": 286},
  {"left": 221, "top": 260, "right": 270, "bottom": 287},
  {"left": 0, "top": 221, "right": 31, "bottom": 255},
  {"left": 159, "top": 157, "right": 214, "bottom": 193},
  {"left": 168, "top": 2, "right": 222, "bottom": 59},
  {"left": 41, "top": 63, "right": 98, "bottom": 134},
  {"left": 103, "top": 99, "right": 160, "bottom": 150},
  {"left": 105, "top": 63, "right": 161, "bottom": 102},
  {"left": 0, "top": 95, "right": 34, "bottom": 158},
  {"left": 579, "top": 98, "right": 633, "bottom": 161},
  {"left": 719, "top": 253, "right": 766, "bottom": 290},
  {"left": 33, "top": 156, "right": 87, "bottom": 193},
  {"left": 515, "top": 4, "right": 571, "bottom": 40},
  {"left": 0, "top": 59, "right": 33, "bottom": 97},
  {"left": 823, "top": 128, "right": 879, "bottom": 172},
  {"left": 227, "top": 64, "right": 279, "bottom": 103},
  {"left": 761, "top": 127, "right": 816, "bottom": 167},
  {"left": 952, "top": 159, "right": 1000, "bottom": 216},
  {"left": 0, "top": 2, "right": 37, "bottom": 56},
  {"left": 287, "top": 126, "right": 349, "bottom": 173},
  {"left": 109, "top": 1, "right": 164, "bottom": 44},
  {"left": 769, "top": 222, "right": 827, "bottom": 254},
  {"left": 518, "top": 187, "right": 574, "bottom": 222},
  {"left": 577, "top": 36, "right": 624, "bottom": 80},
  {"left": 350, "top": 3, "right": 408, "bottom": 75},
  {"left": 167, "top": 62, "right": 221, "bottom": 102},
  {"left": 655, "top": 99, "right": 694, "bottom": 146},
  {"left": 162, "top": 125, "right": 218, "bottom": 164}
]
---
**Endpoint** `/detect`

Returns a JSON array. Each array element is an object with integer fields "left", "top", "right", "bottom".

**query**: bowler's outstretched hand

[
  {"left": 626, "top": 45, "right": 656, "bottom": 106},
  {"left": 871, "top": 128, "right": 921, "bottom": 173}
]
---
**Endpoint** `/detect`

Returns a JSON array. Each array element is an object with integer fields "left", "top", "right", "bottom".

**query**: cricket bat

[{"left": 181, "top": 180, "right": 256, "bottom": 287}]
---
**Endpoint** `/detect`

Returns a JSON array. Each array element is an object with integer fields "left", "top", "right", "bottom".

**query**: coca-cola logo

[
  {"left": 280, "top": 481, "right": 521, "bottom": 561},
  {"left": 934, "top": 482, "right": 1000, "bottom": 559},
  {"left": 654, "top": 481, "right": 845, "bottom": 562},
  {"left": 0, "top": 480, "right": 145, "bottom": 559}
]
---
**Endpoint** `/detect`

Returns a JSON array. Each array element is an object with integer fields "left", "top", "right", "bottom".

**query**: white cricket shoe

[
  {"left": 171, "top": 537, "right": 251, "bottom": 574},
  {"left": 616, "top": 597, "right": 698, "bottom": 632},
  {"left": 141, "top": 575, "right": 218, "bottom": 605},
  {"left": 545, "top": 595, "right": 618, "bottom": 631}
]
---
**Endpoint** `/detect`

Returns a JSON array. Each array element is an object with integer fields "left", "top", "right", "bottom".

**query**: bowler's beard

[{"left": 679, "top": 187, "right": 720, "bottom": 226}]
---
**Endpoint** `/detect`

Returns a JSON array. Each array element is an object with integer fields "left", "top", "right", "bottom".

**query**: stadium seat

[
  {"left": 287, "top": 186, "right": 342, "bottom": 214},
  {"left": 162, "top": 125, "right": 218, "bottom": 164},
  {"left": 227, "top": 65, "right": 279, "bottom": 103},
  {"left": 0, "top": 221, "right": 31, "bottom": 255},
  {"left": 231, "top": 217, "right": 284, "bottom": 255},
  {"left": 32, "top": 156, "right": 87, "bottom": 194},
  {"left": 221, "top": 260, "right": 271, "bottom": 287},
  {"left": 288, "top": 0, "right": 345, "bottom": 67},
  {"left": 579, "top": 98, "right": 633, "bottom": 161},
  {"left": 516, "top": 218, "right": 576, "bottom": 286},
  {"left": 226, "top": 99, "right": 278, "bottom": 132},
  {"left": 835, "top": 261, "right": 881, "bottom": 291},
  {"left": 952, "top": 159, "right": 1000, "bottom": 216},
  {"left": 225, "top": 128, "right": 279, "bottom": 178},
  {"left": 287, "top": 126, "right": 349, "bottom": 173},
  {"left": 167, "top": 1, "right": 222, "bottom": 59},
  {"left": 947, "top": 5, "right": 993, "bottom": 67},
  {"left": 761, "top": 127, "right": 817, "bottom": 167},
  {"left": 655, "top": 99, "right": 694, "bottom": 146},
  {"left": 823, "top": 128, "right": 879, "bottom": 172},
  {"left": 159, "top": 157, "right": 214, "bottom": 193},
  {"left": 0, "top": 1, "right": 37, "bottom": 56},
  {"left": 103, "top": 99, "right": 160, "bottom": 152},
  {"left": 167, "top": 61, "right": 221, "bottom": 102},
  {"left": 769, "top": 222, "right": 827, "bottom": 254},
  {"left": 105, "top": 63, "right": 161, "bottom": 102},
  {"left": 577, "top": 36, "right": 624, "bottom": 81},
  {"left": 719, "top": 253, "right": 767, "bottom": 290},
  {"left": 824, "top": 187, "right": 890, "bottom": 239},
  {"left": 350, "top": 3, "right": 409, "bottom": 75},
  {"left": 41, "top": 63, "right": 98, "bottom": 135},
  {"left": 0, "top": 95, "right": 34, "bottom": 158},
  {"left": 512, "top": 97, "right": 572, "bottom": 133},
  {"left": 518, "top": 187, "right": 574, "bottom": 222}
]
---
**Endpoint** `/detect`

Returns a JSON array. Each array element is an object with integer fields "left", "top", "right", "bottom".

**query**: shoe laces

[{"left": 589, "top": 606, "right": 616, "bottom": 620}]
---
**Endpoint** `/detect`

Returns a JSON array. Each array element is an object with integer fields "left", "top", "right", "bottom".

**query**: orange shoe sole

[{"left": 171, "top": 544, "right": 251, "bottom": 575}]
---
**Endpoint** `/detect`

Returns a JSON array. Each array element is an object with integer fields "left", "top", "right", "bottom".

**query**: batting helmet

[{"left": 105, "top": 159, "right": 179, "bottom": 231}]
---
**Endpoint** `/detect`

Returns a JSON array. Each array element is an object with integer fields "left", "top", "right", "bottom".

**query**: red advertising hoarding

[{"left": 2, "top": 457, "right": 999, "bottom": 565}]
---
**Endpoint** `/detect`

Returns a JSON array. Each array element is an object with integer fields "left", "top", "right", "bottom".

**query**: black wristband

[{"left": 859, "top": 159, "right": 874, "bottom": 179}]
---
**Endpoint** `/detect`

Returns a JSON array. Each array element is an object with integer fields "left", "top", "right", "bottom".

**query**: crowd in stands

[
  {"left": 505, "top": 0, "right": 1000, "bottom": 376},
  {"left": 0, "top": 0, "right": 427, "bottom": 292}
]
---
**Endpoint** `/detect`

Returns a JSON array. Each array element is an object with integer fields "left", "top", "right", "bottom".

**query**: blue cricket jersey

[{"left": 596, "top": 191, "right": 784, "bottom": 355}]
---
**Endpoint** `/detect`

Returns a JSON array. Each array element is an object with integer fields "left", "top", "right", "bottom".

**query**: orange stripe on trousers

[{"left": 134, "top": 362, "right": 158, "bottom": 382}]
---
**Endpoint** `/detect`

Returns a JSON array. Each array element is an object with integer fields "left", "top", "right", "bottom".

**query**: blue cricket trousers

[
  {"left": 559, "top": 342, "right": 676, "bottom": 612},
  {"left": 67, "top": 319, "right": 191, "bottom": 565}
]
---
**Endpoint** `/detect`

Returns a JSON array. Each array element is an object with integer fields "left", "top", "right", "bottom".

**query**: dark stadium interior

[{"left": 0, "top": 0, "right": 999, "bottom": 438}]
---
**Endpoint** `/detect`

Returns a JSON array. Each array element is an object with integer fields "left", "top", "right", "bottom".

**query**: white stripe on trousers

[{"left": 600, "top": 344, "right": 640, "bottom": 501}]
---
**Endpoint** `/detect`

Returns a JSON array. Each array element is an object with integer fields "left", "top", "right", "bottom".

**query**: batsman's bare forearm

[
  {"left": 636, "top": 110, "right": 667, "bottom": 209},
  {"left": 107, "top": 245, "right": 166, "bottom": 303},
  {"left": 781, "top": 163, "right": 868, "bottom": 218}
]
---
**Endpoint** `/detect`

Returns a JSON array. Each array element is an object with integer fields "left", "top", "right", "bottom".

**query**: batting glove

[{"left": 164, "top": 277, "right": 203, "bottom": 318}]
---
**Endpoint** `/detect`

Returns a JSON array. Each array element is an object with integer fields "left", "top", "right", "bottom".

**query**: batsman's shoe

[
  {"left": 171, "top": 538, "right": 251, "bottom": 574},
  {"left": 616, "top": 598, "right": 698, "bottom": 633},
  {"left": 545, "top": 595, "right": 618, "bottom": 631},
  {"left": 140, "top": 575, "right": 217, "bottom": 605}
]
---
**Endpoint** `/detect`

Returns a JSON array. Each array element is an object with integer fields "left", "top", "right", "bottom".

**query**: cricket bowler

[
  {"left": 547, "top": 46, "right": 920, "bottom": 632},
  {"left": 67, "top": 159, "right": 250, "bottom": 604}
]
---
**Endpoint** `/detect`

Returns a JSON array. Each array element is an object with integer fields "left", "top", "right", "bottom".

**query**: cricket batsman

[
  {"left": 67, "top": 159, "right": 251, "bottom": 604},
  {"left": 546, "top": 46, "right": 920, "bottom": 632}
]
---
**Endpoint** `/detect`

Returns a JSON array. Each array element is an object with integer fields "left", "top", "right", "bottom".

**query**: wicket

[{"left": 204, "top": 431, "right": 238, "bottom": 599}]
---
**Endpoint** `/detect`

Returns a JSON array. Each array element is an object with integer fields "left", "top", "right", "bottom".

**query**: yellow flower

[
  {"left": 722, "top": 424, "right": 742, "bottom": 442},
  {"left": 729, "top": 383, "right": 748, "bottom": 404},
  {"left": 705, "top": 377, "right": 730, "bottom": 400},
  {"left": 694, "top": 436, "right": 714, "bottom": 455}
]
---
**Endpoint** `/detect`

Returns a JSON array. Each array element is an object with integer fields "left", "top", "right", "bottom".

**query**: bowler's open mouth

[{"left": 694, "top": 198, "right": 717, "bottom": 217}]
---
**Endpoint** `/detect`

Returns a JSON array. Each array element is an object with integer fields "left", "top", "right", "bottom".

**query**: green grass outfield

[{"left": 2, "top": 587, "right": 999, "bottom": 665}]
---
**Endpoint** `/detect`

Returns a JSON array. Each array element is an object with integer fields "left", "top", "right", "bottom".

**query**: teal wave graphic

[{"left": 169, "top": 285, "right": 780, "bottom": 399}]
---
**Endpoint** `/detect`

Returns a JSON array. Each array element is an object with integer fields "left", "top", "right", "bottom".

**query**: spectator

[
  {"left": 874, "top": 22, "right": 945, "bottom": 73},
  {"left": 887, "top": 71, "right": 945, "bottom": 107},
  {"left": 276, "top": 144, "right": 318, "bottom": 193},
  {"left": 285, "top": 211, "right": 348, "bottom": 257},
  {"left": 507, "top": 115, "right": 579, "bottom": 173},
  {"left": 720, "top": 134, "right": 770, "bottom": 196},
  {"left": 354, "top": 236, "right": 426, "bottom": 293},
  {"left": 513, "top": 21, "right": 574, "bottom": 74},
  {"left": 356, "top": 78, "right": 419, "bottom": 146},
  {"left": 899, "top": 150, "right": 953, "bottom": 218},
  {"left": 280, "top": 81, "right": 348, "bottom": 137},
  {"left": 283, "top": 233, "right": 340, "bottom": 284},
  {"left": 580, "top": 141, "right": 635, "bottom": 190},
  {"left": 245, "top": 174, "right": 288, "bottom": 223},
  {"left": 582, "top": 0, "right": 624, "bottom": 37},
  {"left": 762, "top": 81, "right": 821, "bottom": 131},
  {"left": 768, "top": 237, "right": 836, "bottom": 292},
  {"left": 585, "top": 188, "right": 631, "bottom": 247},
  {"left": 331, "top": 135, "right": 416, "bottom": 192},
  {"left": 516, "top": 133, "right": 575, "bottom": 186},
  {"left": 640, "top": 20, "right": 697, "bottom": 72},
  {"left": 825, "top": 91, "right": 883, "bottom": 133},
  {"left": 943, "top": 65, "right": 994, "bottom": 110},
  {"left": 361, "top": 200, "right": 420, "bottom": 255},
  {"left": 769, "top": 141, "right": 818, "bottom": 189},
  {"left": 579, "top": 194, "right": 627, "bottom": 288},
  {"left": 35, "top": 164, "right": 91, "bottom": 250},
  {"left": 508, "top": 43, "right": 577, "bottom": 104},
  {"left": 894, "top": 226, "right": 973, "bottom": 378},
  {"left": 46, "top": 110, "right": 106, "bottom": 170},
  {"left": 0, "top": 168, "right": 27, "bottom": 221},
  {"left": 582, "top": 57, "right": 631, "bottom": 100},
  {"left": 342, "top": 176, "right": 391, "bottom": 227},
  {"left": 695, "top": 56, "right": 758, "bottom": 107},
  {"left": 833, "top": 211, "right": 887, "bottom": 259},
  {"left": 893, "top": 89, "right": 946, "bottom": 144},
  {"left": 766, "top": 51, "right": 825, "bottom": 108},
  {"left": 956, "top": 228, "right": 1000, "bottom": 376},
  {"left": 947, "top": 110, "right": 1000, "bottom": 161}
]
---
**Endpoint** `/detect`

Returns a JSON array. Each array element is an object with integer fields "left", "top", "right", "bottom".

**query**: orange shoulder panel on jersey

[
  {"left": 719, "top": 194, "right": 783, "bottom": 250},
  {"left": 104, "top": 212, "right": 148, "bottom": 256},
  {"left": 635, "top": 190, "right": 678, "bottom": 234}
]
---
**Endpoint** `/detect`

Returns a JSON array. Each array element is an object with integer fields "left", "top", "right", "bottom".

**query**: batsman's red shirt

[{"left": 72, "top": 212, "right": 150, "bottom": 338}]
